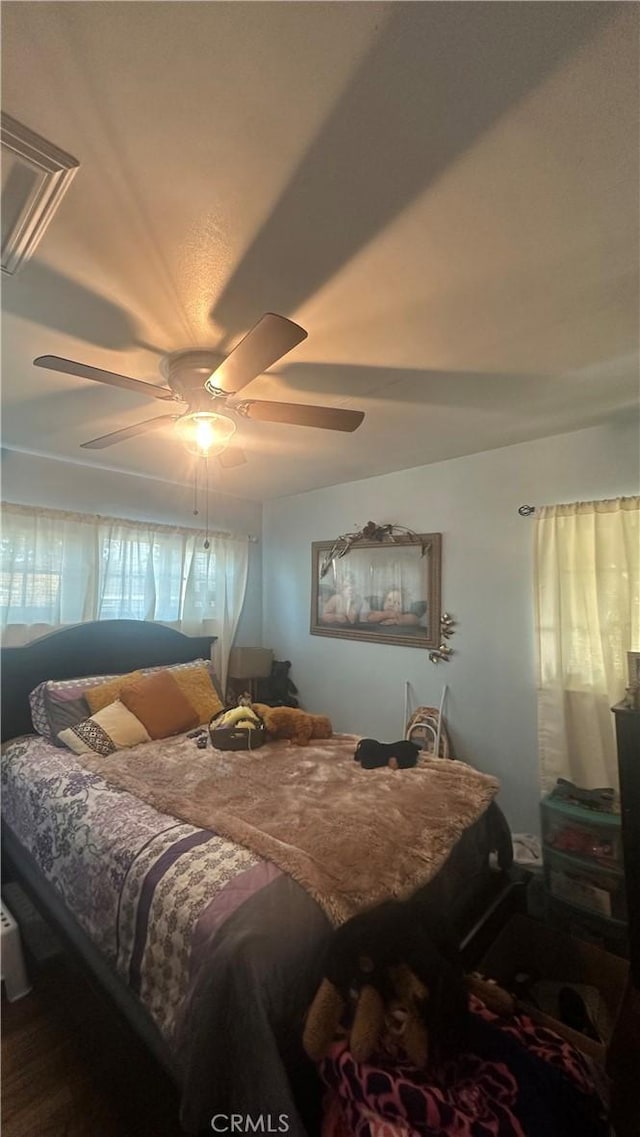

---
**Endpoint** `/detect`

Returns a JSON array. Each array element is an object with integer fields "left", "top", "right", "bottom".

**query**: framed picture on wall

[{"left": 310, "top": 533, "right": 441, "bottom": 649}]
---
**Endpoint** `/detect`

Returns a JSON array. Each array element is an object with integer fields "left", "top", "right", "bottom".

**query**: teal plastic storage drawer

[
  {"left": 544, "top": 848, "right": 627, "bottom": 923},
  {"left": 541, "top": 795, "right": 622, "bottom": 869}
]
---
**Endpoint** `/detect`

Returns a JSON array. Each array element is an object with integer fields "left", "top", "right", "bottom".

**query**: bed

[{"left": 1, "top": 621, "right": 516, "bottom": 1136}]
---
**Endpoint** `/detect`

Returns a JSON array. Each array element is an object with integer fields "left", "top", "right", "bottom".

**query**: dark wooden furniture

[
  {"left": 612, "top": 702, "right": 640, "bottom": 987},
  {"left": 1, "top": 619, "right": 216, "bottom": 742}
]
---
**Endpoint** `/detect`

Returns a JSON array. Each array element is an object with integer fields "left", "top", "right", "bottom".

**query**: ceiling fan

[{"left": 34, "top": 313, "right": 365, "bottom": 468}]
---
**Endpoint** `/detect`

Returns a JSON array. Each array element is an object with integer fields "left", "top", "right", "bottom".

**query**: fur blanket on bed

[{"left": 77, "top": 734, "right": 500, "bottom": 924}]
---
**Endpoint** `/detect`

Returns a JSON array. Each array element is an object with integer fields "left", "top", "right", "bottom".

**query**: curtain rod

[
  {"left": 518, "top": 496, "right": 637, "bottom": 516},
  {"left": 1, "top": 501, "right": 259, "bottom": 542}
]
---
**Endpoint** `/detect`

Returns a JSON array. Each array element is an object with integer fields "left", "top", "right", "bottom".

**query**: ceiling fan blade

[
  {"left": 239, "top": 400, "right": 365, "bottom": 432},
  {"left": 81, "top": 415, "right": 178, "bottom": 449},
  {"left": 34, "top": 355, "right": 176, "bottom": 401},
  {"left": 207, "top": 313, "right": 307, "bottom": 395},
  {"left": 217, "top": 445, "right": 247, "bottom": 469}
]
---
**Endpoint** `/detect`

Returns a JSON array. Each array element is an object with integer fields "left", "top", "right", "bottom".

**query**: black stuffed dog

[{"left": 354, "top": 737, "right": 419, "bottom": 769}]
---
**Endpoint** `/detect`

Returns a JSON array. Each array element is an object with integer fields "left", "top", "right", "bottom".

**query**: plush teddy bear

[
  {"left": 254, "top": 661, "right": 299, "bottom": 707},
  {"left": 252, "top": 702, "right": 332, "bottom": 746}
]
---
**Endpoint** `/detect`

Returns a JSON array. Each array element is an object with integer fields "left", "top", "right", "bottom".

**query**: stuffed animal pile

[
  {"left": 303, "top": 898, "right": 514, "bottom": 1068},
  {"left": 210, "top": 701, "right": 332, "bottom": 747}
]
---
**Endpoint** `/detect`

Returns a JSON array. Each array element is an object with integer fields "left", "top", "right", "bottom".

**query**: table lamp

[{"left": 228, "top": 647, "right": 273, "bottom": 702}]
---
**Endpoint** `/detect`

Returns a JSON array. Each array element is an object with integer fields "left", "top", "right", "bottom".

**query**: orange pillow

[
  {"left": 171, "top": 665, "right": 223, "bottom": 724},
  {"left": 119, "top": 670, "right": 199, "bottom": 740},
  {"left": 85, "top": 670, "right": 143, "bottom": 714}
]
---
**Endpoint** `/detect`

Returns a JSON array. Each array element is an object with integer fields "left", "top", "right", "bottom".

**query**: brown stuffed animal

[
  {"left": 303, "top": 899, "right": 466, "bottom": 1067},
  {"left": 303, "top": 899, "right": 514, "bottom": 1067},
  {"left": 252, "top": 703, "right": 332, "bottom": 746}
]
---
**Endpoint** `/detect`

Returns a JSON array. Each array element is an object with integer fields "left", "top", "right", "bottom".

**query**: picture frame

[
  {"left": 628, "top": 651, "right": 640, "bottom": 686},
  {"left": 310, "top": 533, "right": 442, "bottom": 649}
]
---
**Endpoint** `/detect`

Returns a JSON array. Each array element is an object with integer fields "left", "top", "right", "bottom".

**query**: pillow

[
  {"left": 58, "top": 701, "right": 150, "bottom": 757},
  {"left": 84, "top": 671, "right": 144, "bottom": 714},
  {"left": 29, "top": 681, "right": 54, "bottom": 737},
  {"left": 29, "top": 659, "right": 222, "bottom": 737},
  {"left": 45, "top": 690, "right": 91, "bottom": 745},
  {"left": 119, "top": 670, "right": 199, "bottom": 739},
  {"left": 142, "top": 658, "right": 224, "bottom": 704},
  {"left": 29, "top": 673, "right": 121, "bottom": 739},
  {"left": 170, "top": 665, "right": 223, "bottom": 724}
]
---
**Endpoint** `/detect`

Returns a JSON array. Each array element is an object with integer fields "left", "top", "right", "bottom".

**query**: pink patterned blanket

[{"left": 320, "top": 996, "right": 608, "bottom": 1137}]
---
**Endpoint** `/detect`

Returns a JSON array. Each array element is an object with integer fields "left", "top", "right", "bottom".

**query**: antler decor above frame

[{"left": 319, "top": 521, "right": 428, "bottom": 578}]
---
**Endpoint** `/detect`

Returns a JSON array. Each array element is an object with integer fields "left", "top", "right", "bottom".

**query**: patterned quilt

[{"left": 1, "top": 734, "right": 274, "bottom": 1041}]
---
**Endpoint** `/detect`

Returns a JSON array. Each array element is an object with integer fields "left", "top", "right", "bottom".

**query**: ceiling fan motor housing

[{"left": 160, "top": 350, "right": 226, "bottom": 406}]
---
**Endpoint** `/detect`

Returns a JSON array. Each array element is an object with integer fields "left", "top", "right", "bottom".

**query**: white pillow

[{"left": 58, "top": 700, "right": 150, "bottom": 757}]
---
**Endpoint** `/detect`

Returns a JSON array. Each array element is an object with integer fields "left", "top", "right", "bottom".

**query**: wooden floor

[{"left": 1, "top": 954, "right": 185, "bottom": 1137}]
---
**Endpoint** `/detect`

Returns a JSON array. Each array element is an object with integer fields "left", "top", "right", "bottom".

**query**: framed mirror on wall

[{"left": 310, "top": 533, "right": 442, "bottom": 649}]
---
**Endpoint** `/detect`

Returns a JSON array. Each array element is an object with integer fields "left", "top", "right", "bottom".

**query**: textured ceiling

[{"left": 1, "top": 1, "right": 638, "bottom": 501}]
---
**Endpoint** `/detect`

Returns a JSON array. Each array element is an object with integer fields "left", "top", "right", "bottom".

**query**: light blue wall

[
  {"left": 0, "top": 448, "right": 264, "bottom": 646},
  {"left": 263, "top": 419, "right": 640, "bottom": 833}
]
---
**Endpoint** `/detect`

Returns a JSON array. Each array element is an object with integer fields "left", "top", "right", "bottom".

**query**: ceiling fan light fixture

[
  {"left": 35, "top": 313, "right": 363, "bottom": 462},
  {"left": 175, "top": 411, "right": 236, "bottom": 458}
]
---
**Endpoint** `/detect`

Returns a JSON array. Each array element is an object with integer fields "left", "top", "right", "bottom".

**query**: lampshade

[
  {"left": 228, "top": 647, "right": 273, "bottom": 680},
  {"left": 175, "top": 411, "right": 236, "bottom": 458}
]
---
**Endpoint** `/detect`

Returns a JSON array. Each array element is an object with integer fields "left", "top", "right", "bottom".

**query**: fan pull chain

[
  {"left": 191, "top": 459, "right": 210, "bottom": 548},
  {"left": 204, "top": 458, "right": 210, "bottom": 549}
]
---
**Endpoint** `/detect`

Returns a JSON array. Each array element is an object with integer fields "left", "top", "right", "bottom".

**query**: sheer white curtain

[
  {"left": 534, "top": 496, "right": 640, "bottom": 793},
  {"left": 1, "top": 503, "right": 249, "bottom": 689}
]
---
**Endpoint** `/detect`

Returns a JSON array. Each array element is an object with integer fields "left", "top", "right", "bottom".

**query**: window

[{"left": 1, "top": 504, "right": 247, "bottom": 637}]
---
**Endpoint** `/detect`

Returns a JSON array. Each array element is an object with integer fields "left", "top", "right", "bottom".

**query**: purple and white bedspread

[
  {"left": 1, "top": 733, "right": 281, "bottom": 1039},
  {"left": 1, "top": 733, "right": 512, "bottom": 1136},
  {"left": 2, "top": 733, "right": 320, "bottom": 1128}
]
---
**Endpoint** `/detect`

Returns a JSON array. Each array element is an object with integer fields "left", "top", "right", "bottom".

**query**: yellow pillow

[
  {"left": 85, "top": 670, "right": 143, "bottom": 714},
  {"left": 171, "top": 665, "right": 223, "bottom": 724}
]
